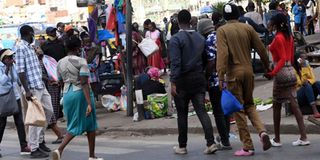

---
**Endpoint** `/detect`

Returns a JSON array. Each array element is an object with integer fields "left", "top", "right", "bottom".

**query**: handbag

[
  {"left": 0, "top": 69, "right": 19, "bottom": 117},
  {"left": 0, "top": 88, "right": 19, "bottom": 117},
  {"left": 25, "top": 97, "right": 46, "bottom": 127},
  {"left": 275, "top": 63, "right": 297, "bottom": 88},
  {"left": 137, "top": 37, "right": 159, "bottom": 57},
  {"left": 221, "top": 89, "right": 244, "bottom": 116}
]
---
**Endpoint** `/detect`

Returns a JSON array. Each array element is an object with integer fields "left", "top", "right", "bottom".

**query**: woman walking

[
  {"left": 0, "top": 49, "right": 30, "bottom": 157},
  {"left": 265, "top": 13, "right": 309, "bottom": 147},
  {"left": 52, "top": 36, "right": 103, "bottom": 160}
]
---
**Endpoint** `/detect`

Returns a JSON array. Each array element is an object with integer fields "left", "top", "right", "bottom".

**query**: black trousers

[
  {"left": 174, "top": 72, "right": 215, "bottom": 148},
  {"left": 209, "top": 85, "right": 231, "bottom": 146},
  {"left": 0, "top": 99, "right": 28, "bottom": 148},
  {"left": 307, "top": 16, "right": 315, "bottom": 35}
]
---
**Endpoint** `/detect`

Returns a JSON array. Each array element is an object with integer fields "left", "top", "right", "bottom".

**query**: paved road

[{"left": 1, "top": 129, "right": 319, "bottom": 160}]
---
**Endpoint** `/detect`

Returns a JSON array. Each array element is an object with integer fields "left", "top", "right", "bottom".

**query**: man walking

[
  {"left": 216, "top": 3, "right": 272, "bottom": 156},
  {"left": 15, "top": 25, "right": 53, "bottom": 158},
  {"left": 169, "top": 9, "right": 218, "bottom": 155}
]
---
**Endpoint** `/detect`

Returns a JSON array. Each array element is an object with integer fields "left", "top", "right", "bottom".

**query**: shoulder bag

[{"left": 0, "top": 69, "right": 19, "bottom": 117}]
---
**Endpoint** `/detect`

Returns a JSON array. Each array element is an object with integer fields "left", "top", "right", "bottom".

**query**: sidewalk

[
  {"left": 5, "top": 34, "right": 320, "bottom": 136},
  {"left": 5, "top": 67, "right": 320, "bottom": 136}
]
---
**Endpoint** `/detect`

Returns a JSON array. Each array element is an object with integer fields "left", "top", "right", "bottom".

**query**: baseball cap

[{"left": 46, "top": 27, "right": 57, "bottom": 34}]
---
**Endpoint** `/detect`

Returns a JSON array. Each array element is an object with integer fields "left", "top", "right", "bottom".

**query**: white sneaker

[
  {"left": 203, "top": 144, "right": 218, "bottom": 154},
  {"left": 270, "top": 138, "right": 282, "bottom": 147},
  {"left": 52, "top": 150, "right": 60, "bottom": 160},
  {"left": 173, "top": 146, "right": 187, "bottom": 155},
  {"left": 89, "top": 157, "right": 104, "bottom": 160},
  {"left": 292, "top": 139, "right": 310, "bottom": 146}
]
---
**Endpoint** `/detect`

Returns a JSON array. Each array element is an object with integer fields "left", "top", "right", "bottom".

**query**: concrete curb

[
  {"left": 6, "top": 121, "right": 320, "bottom": 136},
  {"left": 100, "top": 123, "right": 320, "bottom": 136}
]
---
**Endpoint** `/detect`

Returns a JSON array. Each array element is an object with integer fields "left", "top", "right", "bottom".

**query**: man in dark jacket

[
  {"left": 169, "top": 9, "right": 218, "bottom": 155},
  {"left": 41, "top": 27, "right": 66, "bottom": 62}
]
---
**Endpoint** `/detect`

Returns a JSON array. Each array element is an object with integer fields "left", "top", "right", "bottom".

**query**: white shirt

[
  {"left": 306, "top": 0, "right": 315, "bottom": 17},
  {"left": 244, "top": 11, "right": 263, "bottom": 25}
]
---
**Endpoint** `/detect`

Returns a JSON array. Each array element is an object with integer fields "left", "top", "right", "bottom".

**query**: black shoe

[
  {"left": 30, "top": 149, "right": 49, "bottom": 158},
  {"left": 39, "top": 143, "right": 51, "bottom": 152},
  {"left": 52, "top": 137, "right": 64, "bottom": 144}
]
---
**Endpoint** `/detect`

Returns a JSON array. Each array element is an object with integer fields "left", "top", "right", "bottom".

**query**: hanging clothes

[{"left": 106, "top": 7, "right": 116, "bottom": 31}]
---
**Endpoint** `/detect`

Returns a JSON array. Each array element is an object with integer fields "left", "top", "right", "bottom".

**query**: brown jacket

[{"left": 216, "top": 20, "right": 269, "bottom": 80}]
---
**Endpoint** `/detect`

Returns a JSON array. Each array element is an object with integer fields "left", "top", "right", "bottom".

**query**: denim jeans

[
  {"left": 209, "top": 86, "right": 230, "bottom": 146},
  {"left": 174, "top": 72, "right": 215, "bottom": 148},
  {"left": 0, "top": 99, "right": 28, "bottom": 148},
  {"left": 297, "top": 84, "right": 316, "bottom": 107},
  {"left": 312, "top": 81, "right": 320, "bottom": 99}
]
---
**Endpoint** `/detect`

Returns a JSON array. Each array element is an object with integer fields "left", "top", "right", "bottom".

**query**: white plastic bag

[
  {"left": 101, "top": 95, "right": 120, "bottom": 111},
  {"left": 138, "top": 38, "right": 159, "bottom": 57}
]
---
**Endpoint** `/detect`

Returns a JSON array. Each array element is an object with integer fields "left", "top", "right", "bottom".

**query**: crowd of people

[
  {"left": 167, "top": 0, "right": 319, "bottom": 157},
  {"left": 0, "top": 0, "right": 319, "bottom": 159},
  {"left": 0, "top": 22, "right": 104, "bottom": 160}
]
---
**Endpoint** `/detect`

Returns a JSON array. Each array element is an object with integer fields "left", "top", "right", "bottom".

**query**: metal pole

[{"left": 126, "top": 0, "right": 134, "bottom": 116}]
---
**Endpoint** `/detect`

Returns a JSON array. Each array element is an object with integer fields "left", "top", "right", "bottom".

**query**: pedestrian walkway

[
  {"left": 5, "top": 68, "right": 320, "bottom": 136},
  {"left": 2, "top": 131, "right": 320, "bottom": 160}
]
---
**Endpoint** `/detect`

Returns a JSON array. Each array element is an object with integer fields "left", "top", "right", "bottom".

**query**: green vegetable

[{"left": 263, "top": 98, "right": 273, "bottom": 105}]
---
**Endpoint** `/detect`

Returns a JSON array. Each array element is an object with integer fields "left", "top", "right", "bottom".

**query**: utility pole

[{"left": 126, "top": 0, "right": 134, "bottom": 116}]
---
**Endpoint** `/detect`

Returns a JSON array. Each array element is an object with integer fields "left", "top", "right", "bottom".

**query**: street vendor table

[{"left": 306, "top": 50, "right": 320, "bottom": 67}]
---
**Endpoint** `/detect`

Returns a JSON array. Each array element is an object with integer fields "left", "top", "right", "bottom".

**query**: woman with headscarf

[{"left": 141, "top": 67, "right": 166, "bottom": 100}]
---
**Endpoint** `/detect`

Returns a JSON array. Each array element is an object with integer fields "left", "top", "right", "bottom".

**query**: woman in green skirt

[{"left": 52, "top": 35, "right": 103, "bottom": 160}]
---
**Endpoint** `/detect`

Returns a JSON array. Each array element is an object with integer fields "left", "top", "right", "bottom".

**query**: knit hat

[
  {"left": 197, "top": 18, "right": 215, "bottom": 35},
  {"left": 223, "top": 3, "right": 240, "bottom": 21}
]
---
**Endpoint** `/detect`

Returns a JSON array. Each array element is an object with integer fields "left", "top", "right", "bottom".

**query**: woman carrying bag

[
  {"left": 264, "top": 13, "right": 309, "bottom": 147},
  {"left": 0, "top": 49, "right": 30, "bottom": 157}
]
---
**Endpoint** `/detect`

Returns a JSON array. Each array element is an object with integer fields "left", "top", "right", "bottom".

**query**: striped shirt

[{"left": 15, "top": 40, "right": 44, "bottom": 89}]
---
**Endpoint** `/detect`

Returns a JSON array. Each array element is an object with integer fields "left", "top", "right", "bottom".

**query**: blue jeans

[
  {"left": 312, "top": 81, "right": 320, "bottom": 99},
  {"left": 297, "top": 83, "right": 315, "bottom": 107}
]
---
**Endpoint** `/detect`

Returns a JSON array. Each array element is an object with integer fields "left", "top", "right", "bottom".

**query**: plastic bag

[
  {"left": 138, "top": 38, "right": 159, "bottom": 57},
  {"left": 101, "top": 95, "right": 120, "bottom": 111},
  {"left": 221, "top": 90, "right": 243, "bottom": 116},
  {"left": 146, "top": 94, "right": 168, "bottom": 118},
  {"left": 25, "top": 97, "right": 46, "bottom": 127},
  {"left": 120, "top": 85, "right": 127, "bottom": 111}
]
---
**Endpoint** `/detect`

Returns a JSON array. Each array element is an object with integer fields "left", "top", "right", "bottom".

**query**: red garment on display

[{"left": 106, "top": 7, "right": 116, "bottom": 31}]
